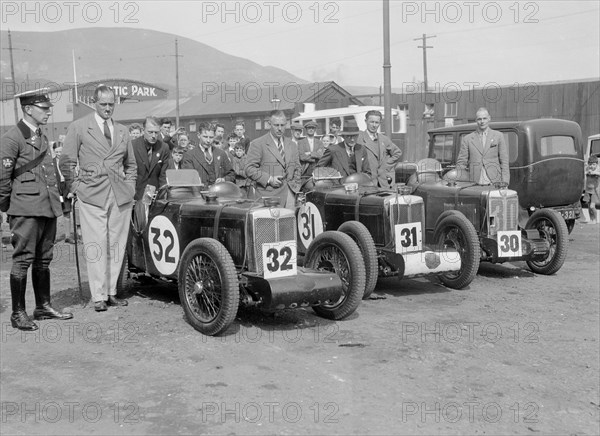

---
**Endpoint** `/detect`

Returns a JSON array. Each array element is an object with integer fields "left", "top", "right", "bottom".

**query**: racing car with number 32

[{"left": 119, "top": 170, "right": 366, "bottom": 336}]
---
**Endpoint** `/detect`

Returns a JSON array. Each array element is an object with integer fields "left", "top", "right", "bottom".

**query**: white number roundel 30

[
  {"left": 148, "top": 215, "right": 180, "bottom": 275},
  {"left": 297, "top": 202, "right": 324, "bottom": 250}
]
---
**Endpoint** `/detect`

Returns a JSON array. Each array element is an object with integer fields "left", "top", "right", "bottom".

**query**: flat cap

[{"left": 304, "top": 121, "right": 318, "bottom": 129}]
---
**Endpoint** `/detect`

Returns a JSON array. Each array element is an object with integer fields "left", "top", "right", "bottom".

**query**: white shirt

[{"left": 94, "top": 113, "right": 113, "bottom": 142}]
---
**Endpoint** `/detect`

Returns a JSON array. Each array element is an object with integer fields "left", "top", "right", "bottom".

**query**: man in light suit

[
  {"left": 181, "top": 122, "right": 234, "bottom": 186},
  {"left": 317, "top": 125, "right": 371, "bottom": 179},
  {"left": 456, "top": 108, "right": 510, "bottom": 185},
  {"left": 246, "top": 110, "right": 301, "bottom": 208},
  {"left": 132, "top": 117, "right": 171, "bottom": 201},
  {"left": 356, "top": 110, "right": 402, "bottom": 188},
  {"left": 60, "top": 85, "right": 137, "bottom": 312}
]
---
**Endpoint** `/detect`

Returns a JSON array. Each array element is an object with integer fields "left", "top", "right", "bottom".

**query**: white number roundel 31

[
  {"left": 297, "top": 202, "right": 324, "bottom": 250},
  {"left": 148, "top": 215, "right": 180, "bottom": 275}
]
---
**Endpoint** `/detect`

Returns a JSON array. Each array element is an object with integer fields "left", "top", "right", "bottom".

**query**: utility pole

[
  {"left": 175, "top": 38, "right": 181, "bottom": 127},
  {"left": 6, "top": 30, "right": 19, "bottom": 122},
  {"left": 382, "top": 0, "right": 392, "bottom": 137},
  {"left": 414, "top": 33, "right": 436, "bottom": 92}
]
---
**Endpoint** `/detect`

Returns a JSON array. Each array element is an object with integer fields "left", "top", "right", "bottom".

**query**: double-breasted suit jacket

[
  {"left": 60, "top": 114, "right": 137, "bottom": 207},
  {"left": 317, "top": 141, "right": 371, "bottom": 178},
  {"left": 456, "top": 128, "right": 510, "bottom": 184},
  {"left": 356, "top": 131, "right": 402, "bottom": 187},
  {"left": 0, "top": 121, "right": 62, "bottom": 217},
  {"left": 181, "top": 146, "right": 234, "bottom": 186},
  {"left": 245, "top": 133, "right": 301, "bottom": 205},
  {"left": 132, "top": 136, "right": 171, "bottom": 200}
]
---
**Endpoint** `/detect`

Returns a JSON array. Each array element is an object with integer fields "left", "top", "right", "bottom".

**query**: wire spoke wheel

[{"left": 526, "top": 209, "right": 568, "bottom": 275}]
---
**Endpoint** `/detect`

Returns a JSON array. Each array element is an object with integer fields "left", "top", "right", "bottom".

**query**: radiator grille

[
  {"left": 488, "top": 193, "right": 519, "bottom": 232},
  {"left": 248, "top": 210, "right": 296, "bottom": 275},
  {"left": 387, "top": 195, "right": 425, "bottom": 250}
]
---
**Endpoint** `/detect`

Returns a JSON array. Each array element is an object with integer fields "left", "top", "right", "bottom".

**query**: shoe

[
  {"left": 33, "top": 306, "right": 73, "bottom": 320},
  {"left": 94, "top": 301, "right": 108, "bottom": 312},
  {"left": 107, "top": 296, "right": 128, "bottom": 306},
  {"left": 10, "top": 311, "right": 39, "bottom": 331}
]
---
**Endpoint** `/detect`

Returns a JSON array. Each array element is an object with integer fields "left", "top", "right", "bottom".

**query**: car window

[
  {"left": 431, "top": 134, "right": 454, "bottom": 163},
  {"left": 590, "top": 138, "right": 600, "bottom": 157},
  {"left": 539, "top": 136, "right": 576, "bottom": 156}
]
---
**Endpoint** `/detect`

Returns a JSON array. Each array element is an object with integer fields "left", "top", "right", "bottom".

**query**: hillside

[{"left": 0, "top": 27, "right": 307, "bottom": 98}]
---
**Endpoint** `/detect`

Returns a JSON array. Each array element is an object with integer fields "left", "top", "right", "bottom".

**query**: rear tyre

[
  {"left": 525, "top": 209, "right": 568, "bottom": 275},
  {"left": 338, "top": 221, "right": 378, "bottom": 299},
  {"left": 178, "top": 238, "right": 240, "bottom": 335},
  {"left": 433, "top": 213, "right": 480, "bottom": 289},
  {"left": 306, "top": 231, "right": 365, "bottom": 320}
]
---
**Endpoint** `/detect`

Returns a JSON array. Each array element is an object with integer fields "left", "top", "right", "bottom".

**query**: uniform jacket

[
  {"left": 245, "top": 133, "right": 301, "bottom": 204},
  {"left": 317, "top": 141, "right": 371, "bottom": 178},
  {"left": 132, "top": 136, "right": 171, "bottom": 200},
  {"left": 181, "top": 146, "right": 234, "bottom": 185},
  {"left": 60, "top": 114, "right": 137, "bottom": 207},
  {"left": 298, "top": 136, "right": 324, "bottom": 177},
  {"left": 456, "top": 128, "right": 510, "bottom": 184},
  {"left": 0, "top": 121, "right": 62, "bottom": 217},
  {"left": 356, "top": 131, "right": 402, "bottom": 187}
]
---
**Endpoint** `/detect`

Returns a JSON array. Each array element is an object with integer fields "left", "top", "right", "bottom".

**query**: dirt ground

[{"left": 0, "top": 217, "right": 598, "bottom": 435}]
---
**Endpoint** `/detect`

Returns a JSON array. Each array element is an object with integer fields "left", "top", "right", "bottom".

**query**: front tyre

[
  {"left": 525, "top": 209, "right": 568, "bottom": 275},
  {"left": 338, "top": 221, "right": 378, "bottom": 299},
  {"left": 306, "top": 231, "right": 365, "bottom": 320},
  {"left": 178, "top": 238, "right": 240, "bottom": 335},
  {"left": 433, "top": 213, "right": 480, "bottom": 289}
]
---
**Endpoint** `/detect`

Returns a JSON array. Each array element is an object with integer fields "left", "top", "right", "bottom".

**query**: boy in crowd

[
  {"left": 230, "top": 142, "right": 249, "bottom": 193},
  {"left": 167, "top": 146, "right": 186, "bottom": 170}
]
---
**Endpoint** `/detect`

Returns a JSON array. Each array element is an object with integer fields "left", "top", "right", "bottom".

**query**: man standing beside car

[
  {"left": 61, "top": 85, "right": 137, "bottom": 312},
  {"left": 356, "top": 110, "right": 402, "bottom": 188},
  {"left": 132, "top": 117, "right": 171, "bottom": 201},
  {"left": 246, "top": 110, "right": 301, "bottom": 208},
  {"left": 456, "top": 107, "right": 510, "bottom": 185}
]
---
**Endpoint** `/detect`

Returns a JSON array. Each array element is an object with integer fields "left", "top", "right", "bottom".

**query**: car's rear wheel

[
  {"left": 525, "top": 209, "right": 568, "bottom": 275},
  {"left": 178, "top": 238, "right": 240, "bottom": 335},
  {"left": 306, "top": 231, "right": 365, "bottom": 320},
  {"left": 338, "top": 221, "right": 378, "bottom": 299},
  {"left": 433, "top": 213, "right": 480, "bottom": 289}
]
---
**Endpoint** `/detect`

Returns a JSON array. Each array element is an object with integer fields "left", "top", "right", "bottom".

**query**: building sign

[{"left": 78, "top": 80, "right": 168, "bottom": 102}]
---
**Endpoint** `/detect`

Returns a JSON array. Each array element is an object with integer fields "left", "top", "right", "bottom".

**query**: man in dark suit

[
  {"left": 456, "top": 108, "right": 510, "bottom": 185},
  {"left": 0, "top": 88, "right": 73, "bottom": 330},
  {"left": 246, "top": 110, "right": 301, "bottom": 208},
  {"left": 356, "top": 110, "right": 402, "bottom": 188},
  {"left": 132, "top": 117, "right": 171, "bottom": 200},
  {"left": 61, "top": 85, "right": 137, "bottom": 312},
  {"left": 234, "top": 122, "right": 251, "bottom": 153},
  {"left": 181, "top": 123, "right": 234, "bottom": 185},
  {"left": 317, "top": 124, "right": 371, "bottom": 179}
]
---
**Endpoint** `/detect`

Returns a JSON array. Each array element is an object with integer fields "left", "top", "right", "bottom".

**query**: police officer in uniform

[{"left": 0, "top": 89, "right": 73, "bottom": 331}]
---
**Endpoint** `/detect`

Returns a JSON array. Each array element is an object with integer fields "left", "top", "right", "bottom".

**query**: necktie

[
  {"left": 277, "top": 139, "right": 285, "bottom": 161},
  {"left": 146, "top": 147, "right": 152, "bottom": 160},
  {"left": 103, "top": 120, "right": 112, "bottom": 147},
  {"left": 348, "top": 147, "right": 354, "bottom": 157},
  {"left": 35, "top": 128, "right": 42, "bottom": 138}
]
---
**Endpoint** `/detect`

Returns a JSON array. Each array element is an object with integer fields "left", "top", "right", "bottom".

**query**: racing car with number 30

[{"left": 119, "top": 170, "right": 365, "bottom": 336}]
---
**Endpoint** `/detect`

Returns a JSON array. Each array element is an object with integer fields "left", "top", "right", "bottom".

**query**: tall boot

[
  {"left": 32, "top": 268, "right": 73, "bottom": 321},
  {"left": 10, "top": 274, "right": 38, "bottom": 331}
]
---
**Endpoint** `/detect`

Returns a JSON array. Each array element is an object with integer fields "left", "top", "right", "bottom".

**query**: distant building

[{"left": 358, "top": 78, "right": 600, "bottom": 162}]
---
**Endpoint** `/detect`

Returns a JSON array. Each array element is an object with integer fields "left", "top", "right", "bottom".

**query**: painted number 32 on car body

[{"left": 262, "top": 240, "right": 298, "bottom": 279}]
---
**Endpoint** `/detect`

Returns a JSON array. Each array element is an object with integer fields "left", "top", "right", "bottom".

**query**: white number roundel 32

[
  {"left": 148, "top": 215, "right": 180, "bottom": 275},
  {"left": 297, "top": 202, "right": 324, "bottom": 250}
]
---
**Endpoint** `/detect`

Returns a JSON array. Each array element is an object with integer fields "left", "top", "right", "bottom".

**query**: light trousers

[{"left": 78, "top": 190, "right": 132, "bottom": 303}]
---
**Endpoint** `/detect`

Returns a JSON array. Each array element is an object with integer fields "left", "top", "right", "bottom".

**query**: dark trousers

[{"left": 9, "top": 216, "right": 57, "bottom": 276}]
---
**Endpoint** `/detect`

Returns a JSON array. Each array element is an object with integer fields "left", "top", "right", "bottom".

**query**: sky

[{"left": 1, "top": 0, "right": 599, "bottom": 90}]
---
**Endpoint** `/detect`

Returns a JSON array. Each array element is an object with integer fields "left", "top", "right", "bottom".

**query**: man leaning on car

[{"left": 456, "top": 107, "right": 510, "bottom": 185}]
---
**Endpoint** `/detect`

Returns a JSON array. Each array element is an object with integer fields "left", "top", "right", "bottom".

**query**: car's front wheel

[
  {"left": 178, "top": 238, "right": 240, "bottom": 335},
  {"left": 525, "top": 209, "right": 568, "bottom": 275},
  {"left": 305, "top": 231, "right": 365, "bottom": 320},
  {"left": 338, "top": 221, "right": 379, "bottom": 299},
  {"left": 433, "top": 212, "right": 480, "bottom": 289}
]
